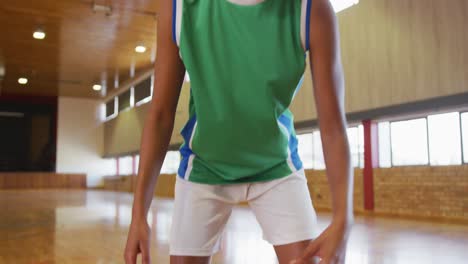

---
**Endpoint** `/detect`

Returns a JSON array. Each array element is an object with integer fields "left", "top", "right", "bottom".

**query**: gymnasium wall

[
  {"left": 305, "top": 169, "right": 364, "bottom": 212},
  {"left": 290, "top": 0, "right": 468, "bottom": 122},
  {"left": 102, "top": 173, "right": 176, "bottom": 198},
  {"left": 0, "top": 172, "right": 86, "bottom": 189},
  {"left": 101, "top": 165, "right": 468, "bottom": 221},
  {"left": 98, "top": 0, "right": 468, "bottom": 221},
  {"left": 56, "top": 97, "right": 115, "bottom": 187},
  {"left": 103, "top": 0, "right": 468, "bottom": 155},
  {"left": 103, "top": 82, "right": 191, "bottom": 157},
  {"left": 373, "top": 166, "right": 468, "bottom": 220},
  {"left": 307, "top": 166, "right": 468, "bottom": 221},
  {"left": 103, "top": 165, "right": 467, "bottom": 221},
  {"left": 103, "top": 103, "right": 149, "bottom": 156}
]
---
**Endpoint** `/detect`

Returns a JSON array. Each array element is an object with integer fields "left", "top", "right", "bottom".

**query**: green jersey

[{"left": 174, "top": 0, "right": 312, "bottom": 184}]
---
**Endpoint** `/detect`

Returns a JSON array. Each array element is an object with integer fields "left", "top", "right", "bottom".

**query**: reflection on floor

[{"left": 1, "top": 190, "right": 467, "bottom": 264}]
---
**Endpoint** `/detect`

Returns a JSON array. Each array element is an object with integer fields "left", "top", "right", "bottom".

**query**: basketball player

[{"left": 125, "top": 0, "right": 353, "bottom": 263}]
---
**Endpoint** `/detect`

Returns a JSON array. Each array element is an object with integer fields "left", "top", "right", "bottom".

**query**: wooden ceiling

[{"left": 0, "top": 0, "right": 159, "bottom": 98}]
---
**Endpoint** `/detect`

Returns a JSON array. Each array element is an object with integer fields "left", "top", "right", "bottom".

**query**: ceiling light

[
  {"left": 135, "top": 45, "right": 147, "bottom": 53},
  {"left": 33, "top": 29, "right": 46, "bottom": 40},
  {"left": 93, "top": 3, "right": 113, "bottom": 16},
  {"left": 18, "top": 78, "right": 28, "bottom": 85},
  {"left": 330, "top": 0, "right": 359, "bottom": 13},
  {"left": 93, "top": 84, "right": 102, "bottom": 91}
]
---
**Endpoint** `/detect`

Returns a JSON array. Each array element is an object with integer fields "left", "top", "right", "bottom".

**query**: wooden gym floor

[{"left": 1, "top": 190, "right": 467, "bottom": 264}]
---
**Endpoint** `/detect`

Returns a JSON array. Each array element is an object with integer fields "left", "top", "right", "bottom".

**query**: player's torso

[{"left": 175, "top": 0, "right": 308, "bottom": 183}]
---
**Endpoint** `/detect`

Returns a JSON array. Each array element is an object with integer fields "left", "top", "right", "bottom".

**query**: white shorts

[{"left": 169, "top": 169, "right": 318, "bottom": 256}]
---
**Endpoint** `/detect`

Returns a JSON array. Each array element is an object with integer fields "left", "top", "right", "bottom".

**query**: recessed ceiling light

[
  {"left": 93, "top": 84, "right": 102, "bottom": 91},
  {"left": 92, "top": 3, "right": 113, "bottom": 16},
  {"left": 135, "top": 45, "right": 147, "bottom": 53},
  {"left": 33, "top": 30, "right": 46, "bottom": 40},
  {"left": 18, "top": 78, "right": 28, "bottom": 85}
]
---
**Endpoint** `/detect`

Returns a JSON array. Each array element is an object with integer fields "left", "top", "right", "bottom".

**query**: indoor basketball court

[{"left": 1, "top": 0, "right": 467, "bottom": 263}]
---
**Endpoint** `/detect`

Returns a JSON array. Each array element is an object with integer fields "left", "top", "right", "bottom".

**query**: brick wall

[
  {"left": 102, "top": 175, "right": 133, "bottom": 192},
  {"left": 305, "top": 169, "right": 364, "bottom": 212},
  {"left": 305, "top": 165, "right": 468, "bottom": 221},
  {"left": 0, "top": 172, "right": 86, "bottom": 189},
  {"left": 101, "top": 165, "right": 468, "bottom": 221},
  {"left": 374, "top": 165, "right": 468, "bottom": 220},
  {"left": 102, "top": 174, "right": 176, "bottom": 198}
]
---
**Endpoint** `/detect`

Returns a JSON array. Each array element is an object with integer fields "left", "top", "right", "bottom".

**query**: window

[
  {"left": 118, "top": 90, "right": 131, "bottom": 112},
  {"left": 102, "top": 158, "right": 117, "bottom": 176},
  {"left": 428, "top": 112, "right": 461, "bottom": 165},
  {"left": 297, "top": 133, "right": 314, "bottom": 169},
  {"left": 160, "top": 151, "right": 181, "bottom": 174},
  {"left": 378, "top": 122, "right": 392, "bottom": 168},
  {"left": 134, "top": 152, "right": 180, "bottom": 175},
  {"left": 391, "top": 118, "right": 429, "bottom": 166},
  {"left": 118, "top": 156, "right": 133, "bottom": 175},
  {"left": 462, "top": 113, "right": 468, "bottom": 163},
  {"left": 105, "top": 98, "right": 116, "bottom": 118},
  {"left": 379, "top": 112, "right": 468, "bottom": 167},
  {"left": 135, "top": 155, "right": 140, "bottom": 174},
  {"left": 347, "top": 126, "right": 364, "bottom": 168},
  {"left": 135, "top": 76, "right": 153, "bottom": 105},
  {"left": 130, "top": 87, "right": 135, "bottom": 108},
  {"left": 347, "top": 127, "right": 359, "bottom": 168},
  {"left": 298, "top": 126, "right": 362, "bottom": 170},
  {"left": 313, "top": 131, "right": 326, "bottom": 170},
  {"left": 358, "top": 125, "right": 365, "bottom": 168}
]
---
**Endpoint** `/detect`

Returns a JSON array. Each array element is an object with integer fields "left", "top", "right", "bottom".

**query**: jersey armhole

[
  {"left": 172, "top": 0, "right": 183, "bottom": 46},
  {"left": 300, "top": 0, "right": 312, "bottom": 52}
]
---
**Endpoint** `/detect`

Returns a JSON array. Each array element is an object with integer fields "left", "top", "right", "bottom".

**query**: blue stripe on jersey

[
  {"left": 172, "top": 0, "right": 177, "bottom": 44},
  {"left": 289, "top": 131, "right": 303, "bottom": 171},
  {"left": 178, "top": 115, "right": 197, "bottom": 178},
  {"left": 278, "top": 114, "right": 303, "bottom": 171},
  {"left": 278, "top": 114, "right": 292, "bottom": 132},
  {"left": 305, "top": 0, "right": 312, "bottom": 51}
]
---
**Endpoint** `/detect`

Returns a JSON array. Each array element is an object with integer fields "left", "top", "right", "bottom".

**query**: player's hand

[
  {"left": 291, "top": 220, "right": 352, "bottom": 264},
  {"left": 124, "top": 219, "right": 152, "bottom": 264}
]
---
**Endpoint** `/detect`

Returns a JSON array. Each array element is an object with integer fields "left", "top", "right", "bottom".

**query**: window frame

[
  {"left": 461, "top": 112, "right": 467, "bottom": 164},
  {"left": 427, "top": 112, "right": 463, "bottom": 166},
  {"left": 117, "top": 155, "right": 134, "bottom": 176},
  {"left": 118, "top": 89, "right": 132, "bottom": 113},
  {"left": 379, "top": 110, "right": 468, "bottom": 167},
  {"left": 389, "top": 117, "right": 429, "bottom": 167},
  {"left": 296, "top": 123, "right": 364, "bottom": 170},
  {"left": 377, "top": 121, "right": 393, "bottom": 168},
  {"left": 134, "top": 75, "right": 154, "bottom": 107},
  {"left": 105, "top": 97, "right": 118, "bottom": 121}
]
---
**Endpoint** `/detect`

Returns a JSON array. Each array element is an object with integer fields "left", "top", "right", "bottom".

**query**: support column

[{"left": 363, "top": 120, "right": 379, "bottom": 211}]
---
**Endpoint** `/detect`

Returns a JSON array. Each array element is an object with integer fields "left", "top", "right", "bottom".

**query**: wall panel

[
  {"left": 99, "top": 164, "right": 468, "bottom": 222},
  {"left": 291, "top": 0, "right": 468, "bottom": 122},
  {"left": 0, "top": 173, "right": 86, "bottom": 189},
  {"left": 104, "top": 0, "right": 468, "bottom": 155},
  {"left": 104, "top": 82, "right": 190, "bottom": 156}
]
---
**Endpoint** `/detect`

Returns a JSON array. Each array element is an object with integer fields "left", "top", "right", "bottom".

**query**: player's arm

[
  {"left": 124, "top": 0, "right": 186, "bottom": 263},
  {"left": 296, "top": 0, "right": 353, "bottom": 263}
]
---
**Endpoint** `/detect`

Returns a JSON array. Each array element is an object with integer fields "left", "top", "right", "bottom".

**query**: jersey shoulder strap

[
  {"left": 172, "top": 0, "right": 183, "bottom": 46},
  {"left": 301, "top": 0, "right": 313, "bottom": 51}
]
